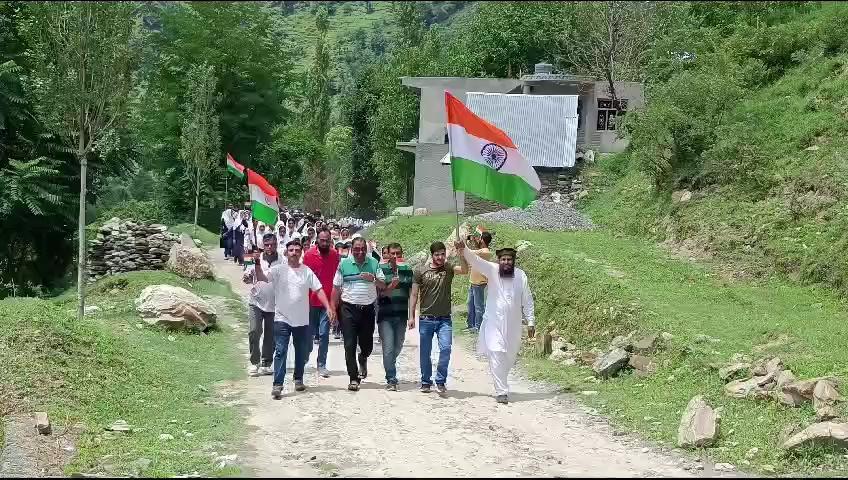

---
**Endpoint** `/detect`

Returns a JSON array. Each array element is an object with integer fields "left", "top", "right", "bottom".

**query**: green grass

[
  {"left": 169, "top": 223, "right": 220, "bottom": 249},
  {"left": 369, "top": 213, "right": 458, "bottom": 256},
  {"left": 371, "top": 214, "right": 848, "bottom": 474},
  {"left": 1, "top": 271, "right": 245, "bottom": 477}
]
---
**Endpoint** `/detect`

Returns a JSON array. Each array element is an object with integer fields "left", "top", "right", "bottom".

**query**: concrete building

[{"left": 396, "top": 63, "right": 645, "bottom": 214}]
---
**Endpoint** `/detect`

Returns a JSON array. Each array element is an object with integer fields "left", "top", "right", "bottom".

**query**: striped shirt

[
  {"left": 333, "top": 256, "right": 379, "bottom": 305},
  {"left": 376, "top": 263, "right": 413, "bottom": 323}
]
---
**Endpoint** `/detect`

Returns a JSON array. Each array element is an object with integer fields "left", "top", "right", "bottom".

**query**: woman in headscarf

[{"left": 231, "top": 210, "right": 250, "bottom": 265}]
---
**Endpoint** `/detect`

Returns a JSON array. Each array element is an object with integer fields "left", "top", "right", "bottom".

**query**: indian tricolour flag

[
  {"left": 226, "top": 153, "right": 245, "bottom": 179},
  {"left": 246, "top": 169, "right": 279, "bottom": 226},
  {"left": 445, "top": 91, "right": 540, "bottom": 208}
]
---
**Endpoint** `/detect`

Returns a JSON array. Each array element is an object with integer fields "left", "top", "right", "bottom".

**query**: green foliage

[
  {"left": 179, "top": 62, "right": 221, "bottom": 228},
  {"left": 94, "top": 199, "right": 176, "bottom": 227},
  {"left": 1, "top": 271, "right": 244, "bottom": 475}
]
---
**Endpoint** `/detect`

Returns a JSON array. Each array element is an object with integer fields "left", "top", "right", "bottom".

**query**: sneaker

[
  {"left": 313, "top": 337, "right": 319, "bottom": 345},
  {"left": 271, "top": 385, "right": 283, "bottom": 400},
  {"left": 420, "top": 384, "right": 431, "bottom": 393},
  {"left": 333, "top": 332, "right": 341, "bottom": 339},
  {"left": 436, "top": 384, "right": 447, "bottom": 395},
  {"left": 318, "top": 367, "right": 331, "bottom": 378},
  {"left": 348, "top": 382, "right": 360, "bottom": 391},
  {"left": 259, "top": 366, "right": 273, "bottom": 376},
  {"left": 496, "top": 394, "right": 509, "bottom": 404},
  {"left": 294, "top": 380, "right": 306, "bottom": 392},
  {"left": 248, "top": 364, "right": 259, "bottom": 377},
  {"left": 386, "top": 384, "right": 398, "bottom": 392}
]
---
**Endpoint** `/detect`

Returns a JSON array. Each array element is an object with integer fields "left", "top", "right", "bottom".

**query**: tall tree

[
  {"left": 301, "top": 7, "right": 333, "bottom": 212},
  {"left": 24, "top": 1, "right": 136, "bottom": 319},
  {"left": 557, "top": 1, "right": 657, "bottom": 101},
  {"left": 180, "top": 63, "right": 221, "bottom": 234}
]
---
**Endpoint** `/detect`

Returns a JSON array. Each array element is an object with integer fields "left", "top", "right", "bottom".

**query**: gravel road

[{"left": 212, "top": 251, "right": 695, "bottom": 478}]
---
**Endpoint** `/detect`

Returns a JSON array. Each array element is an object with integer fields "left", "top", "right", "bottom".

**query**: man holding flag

[{"left": 443, "top": 90, "right": 539, "bottom": 403}]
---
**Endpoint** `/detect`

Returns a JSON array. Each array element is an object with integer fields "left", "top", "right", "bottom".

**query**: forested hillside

[{"left": 3, "top": 1, "right": 848, "bottom": 305}]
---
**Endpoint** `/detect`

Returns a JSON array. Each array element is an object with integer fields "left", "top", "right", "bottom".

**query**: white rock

[
  {"left": 677, "top": 395, "right": 719, "bottom": 448},
  {"left": 714, "top": 463, "right": 734, "bottom": 471},
  {"left": 135, "top": 284, "right": 217, "bottom": 332},
  {"left": 159, "top": 433, "right": 174, "bottom": 441}
]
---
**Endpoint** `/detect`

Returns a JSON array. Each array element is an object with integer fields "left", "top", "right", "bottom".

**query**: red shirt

[{"left": 302, "top": 245, "right": 341, "bottom": 308}]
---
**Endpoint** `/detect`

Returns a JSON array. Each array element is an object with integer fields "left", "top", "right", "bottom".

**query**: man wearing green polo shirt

[
  {"left": 332, "top": 237, "right": 382, "bottom": 391},
  {"left": 376, "top": 242, "right": 413, "bottom": 391}
]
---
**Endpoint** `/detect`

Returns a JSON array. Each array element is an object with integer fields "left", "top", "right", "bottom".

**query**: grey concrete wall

[{"left": 412, "top": 142, "right": 465, "bottom": 213}]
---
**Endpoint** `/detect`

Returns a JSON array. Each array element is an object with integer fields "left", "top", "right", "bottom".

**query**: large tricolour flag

[
  {"left": 445, "top": 91, "right": 540, "bottom": 208},
  {"left": 246, "top": 169, "right": 279, "bottom": 225},
  {"left": 226, "top": 152, "right": 245, "bottom": 179}
]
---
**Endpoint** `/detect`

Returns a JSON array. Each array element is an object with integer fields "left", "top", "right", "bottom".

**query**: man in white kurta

[{"left": 459, "top": 240, "right": 535, "bottom": 404}]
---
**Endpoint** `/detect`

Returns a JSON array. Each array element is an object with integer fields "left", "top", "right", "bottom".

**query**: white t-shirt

[
  {"left": 243, "top": 254, "right": 281, "bottom": 312},
  {"left": 267, "top": 263, "right": 323, "bottom": 327}
]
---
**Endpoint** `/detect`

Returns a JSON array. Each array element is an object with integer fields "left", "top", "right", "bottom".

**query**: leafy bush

[{"left": 94, "top": 199, "right": 177, "bottom": 226}]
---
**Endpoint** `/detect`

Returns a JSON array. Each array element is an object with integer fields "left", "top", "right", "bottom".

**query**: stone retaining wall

[{"left": 87, "top": 217, "right": 179, "bottom": 283}]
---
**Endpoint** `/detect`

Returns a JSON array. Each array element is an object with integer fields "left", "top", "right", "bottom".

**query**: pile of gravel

[{"left": 468, "top": 200, "right": 595, "bottom": 232}]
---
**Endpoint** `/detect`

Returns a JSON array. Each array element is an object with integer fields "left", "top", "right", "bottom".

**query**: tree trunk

[
  {"left": 77, "top": 152, "right": 87, "bottom": 321},
  {"left": 193, "top": 172, "right": 200, "bottom": 236}
]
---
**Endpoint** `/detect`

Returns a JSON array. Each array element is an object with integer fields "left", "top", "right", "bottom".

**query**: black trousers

[{"left": 340, "top": 302, "right": 375, "bottom": 382}]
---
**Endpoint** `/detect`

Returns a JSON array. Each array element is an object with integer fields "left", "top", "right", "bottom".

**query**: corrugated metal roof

[{"left": 465, "top": 93, "right": 578, "bottom": 168}]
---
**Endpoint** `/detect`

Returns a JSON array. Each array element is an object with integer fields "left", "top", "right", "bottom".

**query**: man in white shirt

[
  {"left": 242, "top": 233, "right": 281, "bottom": 377},
  {"left": 254, "top": 240, "right": 336, "bottom": 399},
  {"left": 457, "top": 240, "right": 535, "bottom": 405}
]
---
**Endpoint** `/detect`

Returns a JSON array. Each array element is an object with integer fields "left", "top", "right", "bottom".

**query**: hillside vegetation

[
  {"left": 594, "top": 2, "right": 848, "bottom": 296},
  {"left": 370, "top": 212, "right": 848, "bottom": 474},
  {"left": 0, "top": 271, "right": 244, "bottom": 476}
]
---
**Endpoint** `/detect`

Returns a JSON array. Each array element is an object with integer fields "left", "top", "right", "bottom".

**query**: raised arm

[
  {"left": 460, "top": 242, "right": 497, "bottom": 280},
  {"left": 253, "top": 252, "right": 268, "bottom": 283}
]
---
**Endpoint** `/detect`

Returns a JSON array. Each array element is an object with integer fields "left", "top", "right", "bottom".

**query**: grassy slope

[
  {"left": 281, "top": 1, "right": 395, "bottom": 71},
  {"left": 369, "top": 214, "right": 848, "bottom": 474},
  {"left": 585, "top": 51, "right": 848, "bottom": 295},
  {"left": 1, "top": 271, "right": 244, "bottom": 477}
]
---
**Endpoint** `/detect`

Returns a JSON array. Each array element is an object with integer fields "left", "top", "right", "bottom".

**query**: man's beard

[
  {"left": 499, "top": 265, "right": 515, "bottom": 277},
  {"left": 318, "top": 244, "right": 330, "bottom": 254}
]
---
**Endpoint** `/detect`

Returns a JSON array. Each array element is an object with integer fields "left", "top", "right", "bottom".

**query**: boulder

[
  {"left": 549, "top": 349, "right": 571, "bottom": 362},
  {"left": 610, "top": 333, "right": 635, "bottom": 352},
  {"left": 593, "top": 348, "right": 630, "bottom": 379},
  {"left": 724, "top": 374, "right": 776, "bottom": 399},
  {"left": 578, "top": 351, "right": 598, "bottom": 366},
  {"left": 632, "top": 334, "right": 661, "bottom": 353},
  {"left": 719, "top": 363, "right": 749, "bottom": 382},
  {"left": 406, "top": 251, "right": 428, "bottom": 270},
  {"left": 781, "top": 377, "right": 840, "bottom": 407},
  {"left": 677, "top": 395, "right": 719, "bottom": 448},
  {"left": 782, "top": 421, "right": 848, "bottom": 451},
  {"left": 34, "top": 412, "right": 51, "bottom": 435},
  {"left": 166, "top": 242, "right": 214, "bottom": 280},
  {"left": 413, "top": 207, "right": 430, "bottom": 216},
  {"left": 628, "top": 355, "right": 657, "bottom": 377},
  {"left": 135, "top": 284, "right": 217, "bottom": 332},
  {"left": 813, "top": 380, "right": 841, "bottom": 421},
  {"left": 391, "top": 206, "right": 414, "bottom": 216}
]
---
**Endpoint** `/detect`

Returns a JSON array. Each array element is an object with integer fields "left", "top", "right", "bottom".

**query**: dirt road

[{"left": 212, "top": 252, "right": 696, "bottom": 477}]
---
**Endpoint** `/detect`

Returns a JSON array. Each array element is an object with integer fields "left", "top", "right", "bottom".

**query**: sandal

[{"left": 348, "top": 382, "right": 360, "bottom": 391}]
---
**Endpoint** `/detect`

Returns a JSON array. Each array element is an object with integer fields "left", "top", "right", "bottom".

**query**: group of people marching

[{"left": 221, "top": 205, "right": 536, "bottom": 404}]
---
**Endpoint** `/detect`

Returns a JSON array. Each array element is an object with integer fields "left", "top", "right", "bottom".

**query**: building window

[{"left": 597, "top": 98, "right": 628, "bottom": 131}]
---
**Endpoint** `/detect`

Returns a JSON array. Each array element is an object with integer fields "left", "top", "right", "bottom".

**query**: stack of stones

[
  {"left": 563, "top": 176, "right": 587, "bottom": 204},
  {"left": 87, "top": 217, "right": 180, "bottom": 283}
]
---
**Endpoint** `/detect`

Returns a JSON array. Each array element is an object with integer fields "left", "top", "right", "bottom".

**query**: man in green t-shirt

[
  {"left": 408, "top": 240, "right": 468, "bottom": 394},
  {"left": 376, "top": 242, "right": 413, "bottom": 391}
]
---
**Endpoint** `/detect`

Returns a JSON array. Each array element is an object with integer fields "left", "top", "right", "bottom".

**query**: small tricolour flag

[
  {"left": 474, "top": 225, "right": 488, "bottom": 237},
  {"left": 226, "top": 153, "right": 245, "bottom": 179},
  {"left": 246, "top": 169, "right": 279, "bottom": 226},
  {"left": 445, "top": 91, "right": 540, "bottom": 208}
]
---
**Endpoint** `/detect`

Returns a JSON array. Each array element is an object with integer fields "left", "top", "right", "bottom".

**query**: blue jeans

[
  {"left": 466, "top": 284, "right": 486, "bottom": 330},
  {"left": 378, "top": 318, "right": 407, "bottom": 385},
  {"left": 309, "top": 307, "right": 330, "bottom": 369},
  {"left": 273, "top": 321, "right": 311, "bottom": 386},
  {"left": 418, "top": 316, "right": 452, "bottom": 386}
]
